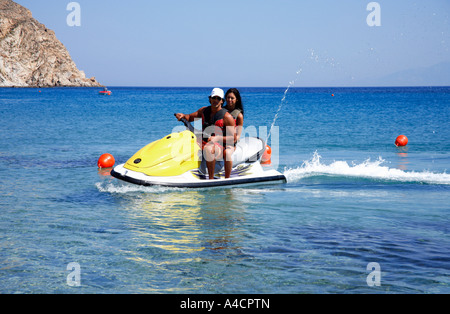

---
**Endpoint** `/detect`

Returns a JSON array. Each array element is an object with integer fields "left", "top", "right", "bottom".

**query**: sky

[{"left": 13, "top": 0, "right": 450, "bottom": 87}]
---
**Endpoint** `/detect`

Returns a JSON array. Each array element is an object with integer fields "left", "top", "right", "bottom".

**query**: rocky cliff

[{"left": 0, "top": 0, "right": 102, "bottom": 87}]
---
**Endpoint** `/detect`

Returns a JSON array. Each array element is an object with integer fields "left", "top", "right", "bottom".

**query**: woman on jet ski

[
  {"left": 175, "top": 88, "right": 236, "bottom": 180},
  {"left": 224, "top": 88, "right": 244, "bottom": 142}
]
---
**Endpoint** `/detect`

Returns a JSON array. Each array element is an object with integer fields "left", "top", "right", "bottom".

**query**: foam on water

[
  {"left": 95, "top": 180, "right": 183, "bottom": 194},
  {"left": 284, "top": 151, "right": 450, "bottom": 185}
]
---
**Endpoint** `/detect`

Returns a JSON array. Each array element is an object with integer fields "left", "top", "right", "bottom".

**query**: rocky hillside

[{"left": 0, "top": 0, "right": 102, "bottom": 87}]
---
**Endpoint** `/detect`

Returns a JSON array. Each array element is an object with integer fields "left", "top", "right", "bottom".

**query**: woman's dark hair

[{"left": 225, "top": 88, "right": 244, "bottom": 116}]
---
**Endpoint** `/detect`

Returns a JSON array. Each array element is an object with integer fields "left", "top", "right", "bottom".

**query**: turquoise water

[{"left": 0, "top": 87, "right": 449, "bottom": 293}]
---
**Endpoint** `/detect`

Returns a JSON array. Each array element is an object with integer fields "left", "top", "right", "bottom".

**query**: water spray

[{"left": 266, "top": 68, "right": 303, "bottom": 144}]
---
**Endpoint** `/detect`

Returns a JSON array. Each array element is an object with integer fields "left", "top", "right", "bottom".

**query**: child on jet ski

[{"left": 175, "top": 88, "right": 236, "bottom": 179}]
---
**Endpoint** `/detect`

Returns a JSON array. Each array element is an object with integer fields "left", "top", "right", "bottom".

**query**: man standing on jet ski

[{"left": 175, "top": 88, "right": 236, "bottom": 179}]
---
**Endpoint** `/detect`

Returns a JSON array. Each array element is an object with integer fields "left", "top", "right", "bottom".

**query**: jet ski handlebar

[
  {"left": 174, "top": 113, "right": 196, "bottom": 134},
  {"left": 174, "top": 114, "right": 214, "bottom": 139}
]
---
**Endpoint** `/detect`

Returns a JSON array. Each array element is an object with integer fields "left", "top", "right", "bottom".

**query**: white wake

[{"left": 284, "top": 152, "right": 450, "bottom": 185}]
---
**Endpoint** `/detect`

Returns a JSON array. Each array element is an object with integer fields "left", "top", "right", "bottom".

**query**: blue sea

[{"left": 0, "top": 86, "right": 449, "bottom": 294}]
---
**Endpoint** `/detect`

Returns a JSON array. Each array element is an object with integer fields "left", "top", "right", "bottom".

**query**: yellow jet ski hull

[{"left": 111, "top": 128, "right": 286, "bottom": 188}]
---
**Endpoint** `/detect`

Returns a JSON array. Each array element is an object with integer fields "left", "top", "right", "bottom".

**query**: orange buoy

[
  {"left": 97, "top": 153, "right": 115, "bottom": 168},
  {"left": 261, "top": 145, "right": 272, "bottom": 165},
  {"left": 395, "top": 135, "right": 408, "bottom": 147}
]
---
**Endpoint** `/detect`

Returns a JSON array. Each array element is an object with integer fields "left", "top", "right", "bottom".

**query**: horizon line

[{"left": 2, "top": 85, "right": 450, "bottom": 89}]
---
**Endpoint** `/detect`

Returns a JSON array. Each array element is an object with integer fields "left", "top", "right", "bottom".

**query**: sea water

[{"left": 0, "top": 86, "right": 449, "bottom": 293}]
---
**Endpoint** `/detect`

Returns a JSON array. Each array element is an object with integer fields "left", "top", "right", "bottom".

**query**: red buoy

[
  {"left": 395, "top": 135, "right": 408, "bottom": 147},
  {"left": 261, "top": 145, "right": 272, "bottom": 165},
  {"left": 97, "top": 153, "right": 115, "bottom": 168}
]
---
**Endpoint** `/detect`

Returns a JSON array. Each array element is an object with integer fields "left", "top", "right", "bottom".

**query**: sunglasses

[{"left": 210, "top": 96, "right": 222, "bottom": 101}]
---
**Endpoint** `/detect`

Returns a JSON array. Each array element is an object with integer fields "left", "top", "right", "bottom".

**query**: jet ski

[{"left": 110, "top": 117, "right": 286, "bottom": 188}]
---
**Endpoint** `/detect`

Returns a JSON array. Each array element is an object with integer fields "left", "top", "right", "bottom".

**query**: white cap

[{"left": 210, "top": 88, "right": 224, "bottom": 99}]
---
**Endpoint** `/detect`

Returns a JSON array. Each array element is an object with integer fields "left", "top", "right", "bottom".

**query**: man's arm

[{"left": 175, "top": 107, "right": 207, "bottom": 122}]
